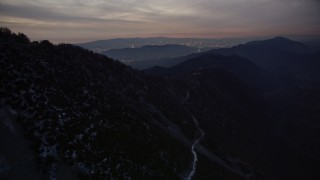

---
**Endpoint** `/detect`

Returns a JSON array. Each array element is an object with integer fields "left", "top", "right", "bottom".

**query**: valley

[{"left": 1, "top": 28, "right": 320, "bottom": 179}]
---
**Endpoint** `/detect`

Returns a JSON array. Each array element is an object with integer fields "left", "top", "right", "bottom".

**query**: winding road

[
  {"left": 147, "top": 90, "right": 252, "bottom": 179},
  {"left": 183, "top": 90, "right": 204, "bottom": 180},
  {"left": 186, "top": 117, "right": 205, "bottom": 180},
  {"left": 183, "top": 90, "right": 250, "bottom": 180}
]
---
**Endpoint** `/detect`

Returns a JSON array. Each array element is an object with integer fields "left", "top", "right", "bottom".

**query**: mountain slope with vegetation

[
  {"left": 0, "top": 28, "right": 197, "bottom": 179},
  {"left": 145, "top": 37, "right": 320, "bottom": 180},
  {"left": 2, "top": 28, "right": 319, "bottom": 180},
  {"left": 1, "top": 28, "right": 259, "bottom": 179}
]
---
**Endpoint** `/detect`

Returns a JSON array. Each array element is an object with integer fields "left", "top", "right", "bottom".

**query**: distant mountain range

[
  {"left": 76, "top": 37, "right": 255, "bottom": 52},
  {"left": 146, "top": 37, "right": 320, "bottom": 82},
  {"left": 102, "top": 44, "right": 211, "bottom": 69},
  {"left": 1, "top": 28, "right": 320, "bottom": 179},
  {"left": 78, "top": 36, "right": 320, "bottom": 70},
  {"left": 103, "top": 44, "right": 198, "bottom": 60},
  {"left": 77, "top": 36, "right": 320, "bottom": 53}
]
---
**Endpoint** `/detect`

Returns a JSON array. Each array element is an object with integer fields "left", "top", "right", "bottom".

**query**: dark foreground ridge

[{"left": 1, "top": 28, "right": 320, "bottom": 179}]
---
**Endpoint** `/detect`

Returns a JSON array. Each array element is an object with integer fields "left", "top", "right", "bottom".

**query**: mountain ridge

[
  {"left": 2, "top": 28, "right": 320, "bottom": 179},
  {"left": 1, "top": 28, "right": 260, "bottom": 179},
  {"left": 145, "top": 36, "right": 320, "bottom": 180}
]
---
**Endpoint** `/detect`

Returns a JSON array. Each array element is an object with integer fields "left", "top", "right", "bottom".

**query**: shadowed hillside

[{"left": 1, "top": 28, "right": 320, "bottom": 179}]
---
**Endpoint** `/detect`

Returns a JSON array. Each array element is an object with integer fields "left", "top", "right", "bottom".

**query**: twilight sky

[{"left": 1, "top": 0, "right": 319, "bottom": 43}]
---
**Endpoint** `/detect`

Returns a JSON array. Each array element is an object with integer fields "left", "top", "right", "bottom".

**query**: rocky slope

[
  {"left": 1, "top": 28, "right": 259, "bottom": 179},
  {"left": 0, "top": 28, "right": 196, "bottom": 179},
  {"left": 2, "top": 28, "right": 319, "bottom": 180}
]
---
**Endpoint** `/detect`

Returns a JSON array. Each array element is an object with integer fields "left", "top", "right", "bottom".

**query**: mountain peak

[
  {"left": 270, "top": 36, "right": 292, "bottom": 41},
  {"left": 245, "top": 36, "right": 295, "bottom": 45},
  {"left": 244, "top": 36, "right": 308, "bottom": 52}
]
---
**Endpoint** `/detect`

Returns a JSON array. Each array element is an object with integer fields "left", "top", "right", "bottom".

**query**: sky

[{"left": 1, "top": 0, "right": 320, "bottom": 43}]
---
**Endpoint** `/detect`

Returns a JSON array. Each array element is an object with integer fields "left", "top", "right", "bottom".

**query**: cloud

[{"left": 1, "top": 0, "right": 319, "bottom": 42}]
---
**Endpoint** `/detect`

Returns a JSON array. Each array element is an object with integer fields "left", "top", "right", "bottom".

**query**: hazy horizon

[{"left": 1, "top": 0, "right": 320, "bottom": 43}]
